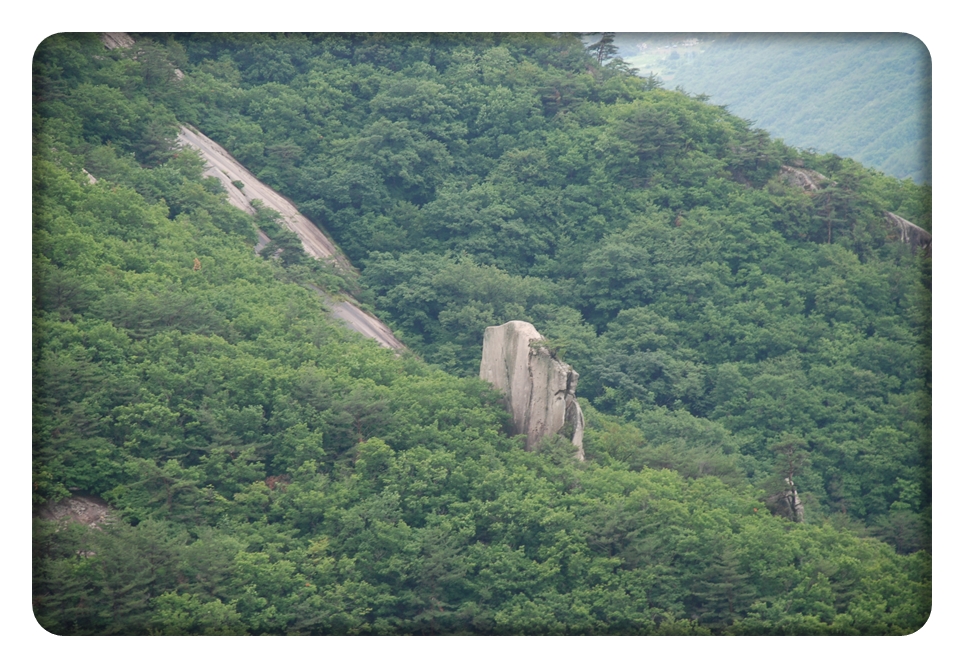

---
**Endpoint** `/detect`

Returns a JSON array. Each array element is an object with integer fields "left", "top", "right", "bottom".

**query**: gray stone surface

[
  {"left": 779, "top": 165, "right": 828, "bottom": 191},
  {"left": 101, "top": 33, "right": 135, "bottom": 50},
  {"left": 780, "top": 164, "right": 932, "bottom": 257},
  {"left": 884, "top": 211, "right": 932, "bottom": 256},
  {"left": 177, "top": 125, "right": 405, "bottom": 351},
  {"left": 38, "top": 495, "right": 112, "bottom": 529},
  {"left": 480, "top": 321, "right": 585, "bottom": 459}
]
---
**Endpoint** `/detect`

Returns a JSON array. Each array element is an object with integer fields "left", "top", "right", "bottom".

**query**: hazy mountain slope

[{"left": 617, "top": 33, "right": 931, "bottom": 183}]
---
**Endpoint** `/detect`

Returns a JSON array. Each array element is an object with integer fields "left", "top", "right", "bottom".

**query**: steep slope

[
  {"left": 101, "top": 32, "right": 404, "bottom": 351},
  {"left": 32, "top": 32, "right": 931, "bottom": 635},
  {"left": 177, "top": 124, "right": 405, "bottom": 350},
  {"left": 157, "top": 32, "right": 929, "bottom": 543}
]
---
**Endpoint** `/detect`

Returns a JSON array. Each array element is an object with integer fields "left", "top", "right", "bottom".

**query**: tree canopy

[{"left": 32, "top": 32, "right": 930, "bottom": 635}]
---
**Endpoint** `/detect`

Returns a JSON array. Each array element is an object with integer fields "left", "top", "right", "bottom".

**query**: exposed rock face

[
  {"left": 37, "top": 495, "right": 112, "bottom": 529},
  {"left": 101, "top": 33, "right": 134, "bottom": 50},
  {"left": 781, "top": 165, "right": 932, "bottom": 256},
  {"left": 177, "top": 125, "right": 405, "bottom": 351},
  {"left": 480, "top": 321, "right": 585, "bottom": 459},
  {"left": 779, "top": 165, "right": 829, "bottom": 191},
  {"left": 884, "top": 211, "right": 932, "bottom": 257}
]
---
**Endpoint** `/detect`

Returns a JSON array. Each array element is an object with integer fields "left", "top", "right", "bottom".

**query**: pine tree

[
  {"left": 688, "top": 547, "right": 756, "bottom": 631},
  {"left": 588, "top": 33, "right": 618, "bottom": 65}
]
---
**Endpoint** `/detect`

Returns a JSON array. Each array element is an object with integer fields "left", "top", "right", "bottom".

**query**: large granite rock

[{"left": 480, "top": 321, "right": 585, "bottom": 459}]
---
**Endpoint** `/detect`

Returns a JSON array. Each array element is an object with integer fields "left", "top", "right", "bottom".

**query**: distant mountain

[{"left": 614, "top": 33, "right": 931, "bottom": 183}]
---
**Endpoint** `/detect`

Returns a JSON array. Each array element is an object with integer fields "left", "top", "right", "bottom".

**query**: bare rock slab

[
  {"left": 480, "top": 321, "right": 585, "bottom": 459},
  {"left": 37, "top": 494, "right": 112, "bottom": 529}
]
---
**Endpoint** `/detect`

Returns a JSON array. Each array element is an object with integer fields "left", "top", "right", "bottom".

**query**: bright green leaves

[{"left": 363, "top": 251, "right": 551, "bottom": 374}]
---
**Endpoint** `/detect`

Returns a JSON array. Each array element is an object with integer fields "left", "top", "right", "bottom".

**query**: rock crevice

[{"left": 480, "top": 321, "right": 585, "bottom": 459}]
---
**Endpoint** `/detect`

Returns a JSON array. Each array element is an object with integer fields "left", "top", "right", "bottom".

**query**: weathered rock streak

[
  {"left": 884, "top": 211, "right": 932, "bottom": 256},
  {"left": 176, "top": 124, "right": 405, "bottom": 350},
  {"left": 177, "top": 125, "right": 351, "bottom": 271},
  {"left": 100, "top": 32, "right": 134, "bottom": 50},
  {"left": 480, "top": 321, "right": 585, "bottom": 459}
]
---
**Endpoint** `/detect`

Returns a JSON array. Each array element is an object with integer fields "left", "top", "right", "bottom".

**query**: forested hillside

[
  {"left": 33, "top": 33, "right": 931, "bottom": 635},
  {"left": 614, "top": 33, "right": 932, "bottom": 183}
]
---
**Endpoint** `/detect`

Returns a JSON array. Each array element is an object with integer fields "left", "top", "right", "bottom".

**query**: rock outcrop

[
  {"left": 177, "top": 125, "right": 353, "bottom": 272},
  {"left": 780, "top": 164, "right": 932, "bottom": 256},
  {"left": 177, "top": 125, "right": 405, "bottom": 350},
  {"left": 480, "top": 321, "right": 585, "bottom": 459},
  {"left": 101, "top": 32, "right": 134, "bottom": 50},
  {"left": 884, "top": 211, "right": 932, "bottom": 257},
  {"left": 37, "top": 494, "right": 112, "bottom": 529},
  {"left": 779, "top": 165, "right": 829, "bottom": 191}
]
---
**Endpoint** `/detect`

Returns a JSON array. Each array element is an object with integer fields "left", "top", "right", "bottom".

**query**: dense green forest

[
  {"left": 33, "top": 32, "right": 931, "bottom": 635},
  {"left": 612, "top": 33, "right": 932, "bottom": 184}
]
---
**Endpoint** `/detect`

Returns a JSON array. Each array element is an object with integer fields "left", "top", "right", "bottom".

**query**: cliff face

[{"left": 480, "top": 321, "right": 585, "bottom": 459}]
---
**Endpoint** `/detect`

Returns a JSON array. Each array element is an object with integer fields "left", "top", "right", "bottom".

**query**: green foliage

[
  {"left": 587, "top": 33, "right": 619, "bottom": 66},
  {"left": 33, "top": 33, "right": 929, "bottom": 635}
]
